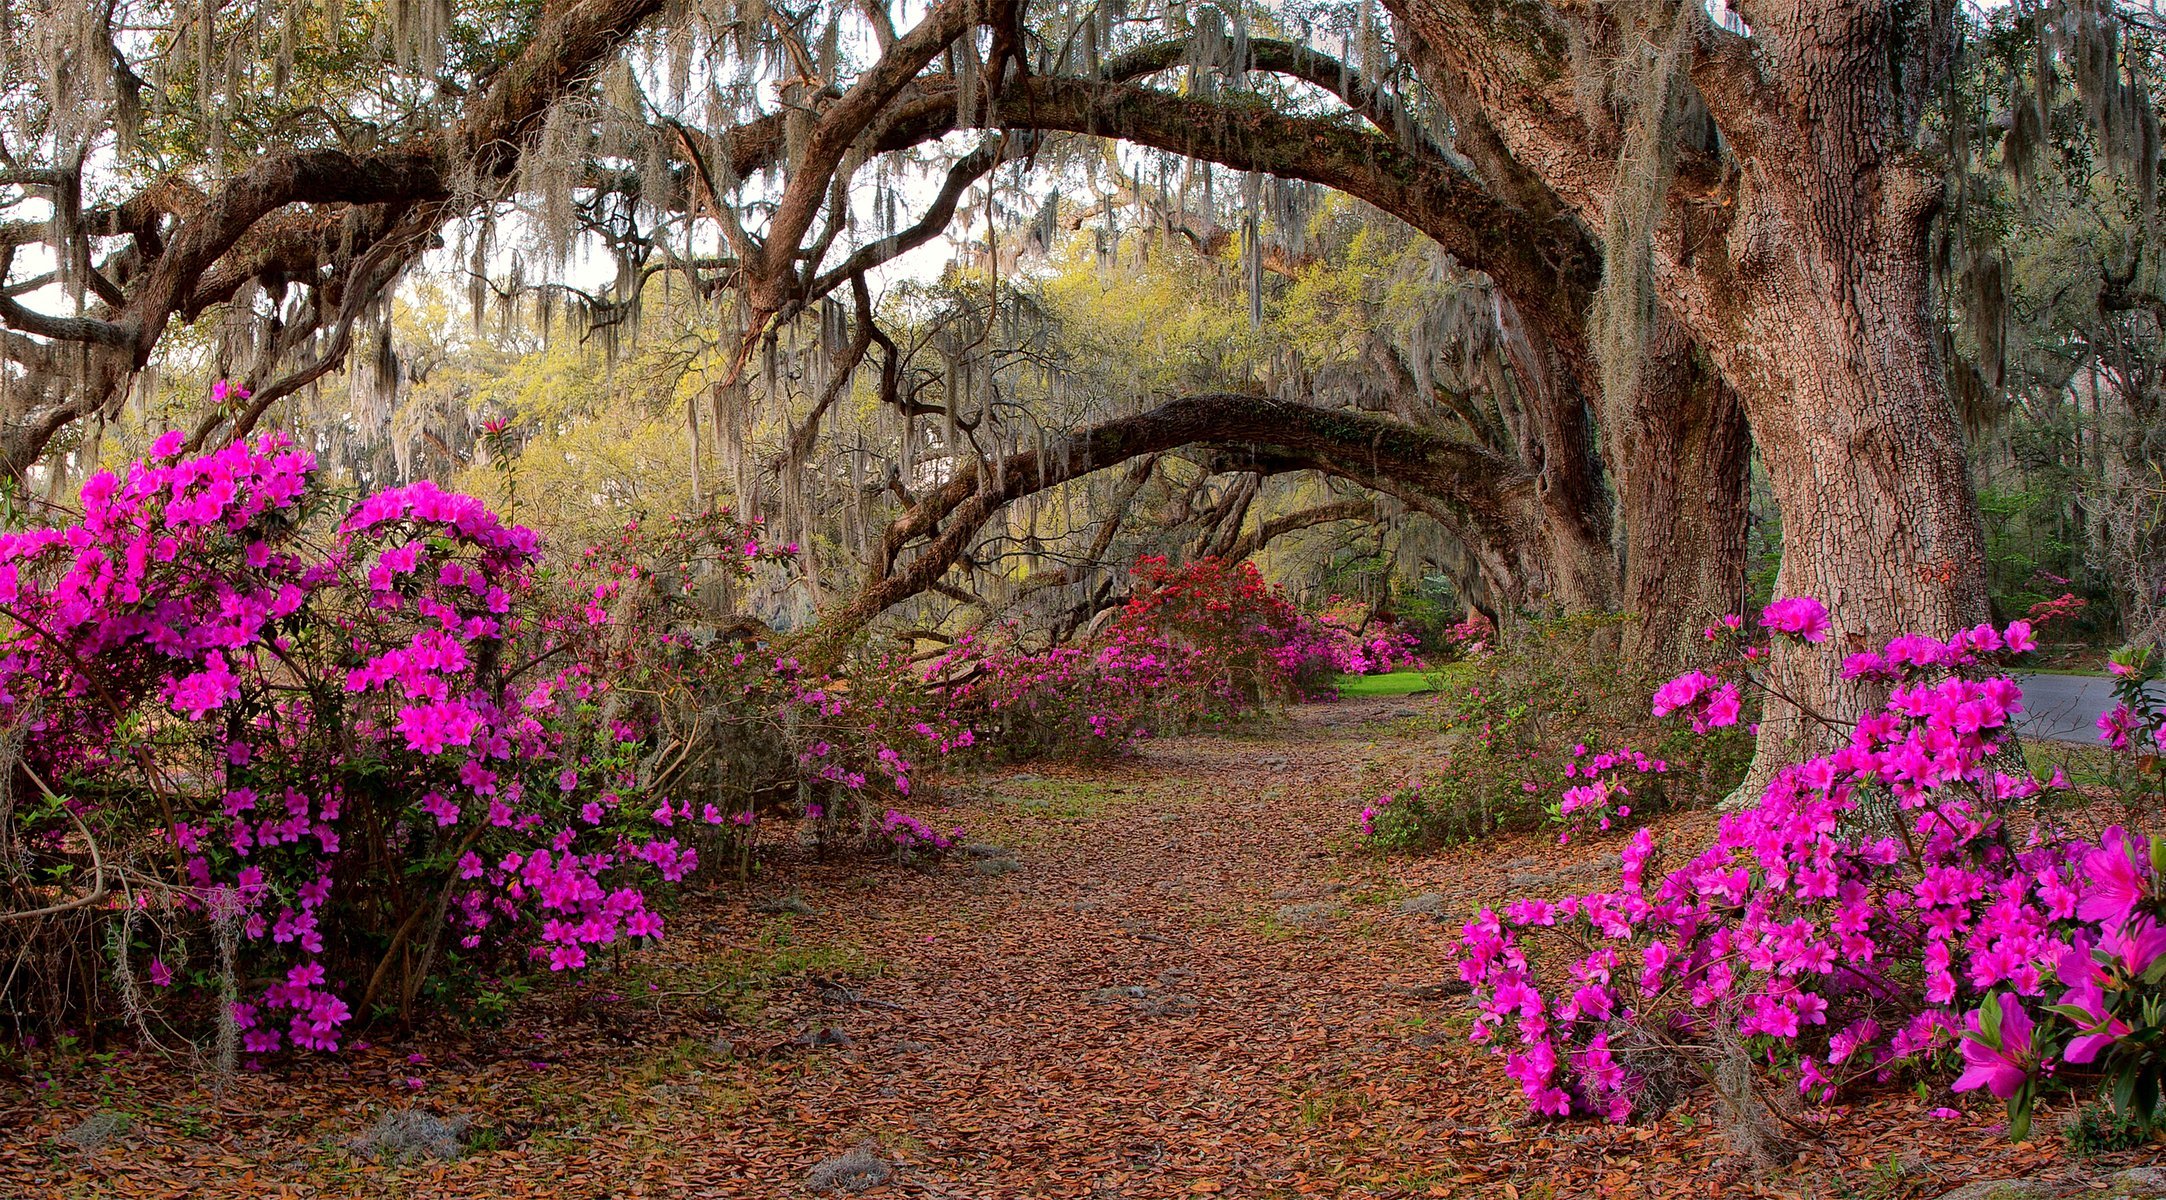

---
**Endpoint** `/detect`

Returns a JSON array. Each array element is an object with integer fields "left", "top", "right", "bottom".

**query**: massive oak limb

[
  {"left": 797, "top": 393, "right": 1540, "bottom": 667},
  {"left": 0, "top": 0, "right": 675, "bottom": 472},
  {"left": 979, "top": 76, "right": 1619, "bottom": 613}
]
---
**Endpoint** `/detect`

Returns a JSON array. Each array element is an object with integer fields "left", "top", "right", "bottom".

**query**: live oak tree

[
  {"left": 3, "top": 0, "right": 2160, "bottom": 757},
  {"left": 0, "top": 0, "right": 1734, "bottom": 646}
]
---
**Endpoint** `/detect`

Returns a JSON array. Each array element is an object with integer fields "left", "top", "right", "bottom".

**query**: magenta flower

[
  {"left": 1953, "top": 994, "right": 2035, "bottom": 1100},
  {"left": 1760, "top": 596, "right": 1831, "bottom": 642},
  {"left": 2076, "top": 827, "right": 2151, "bottom": 925},
  {"left": 1651, "top": 670, "right": 1718, "bottom": 717},
  {"left": 2100, "top": 915, "right": 2166, "bottom": 977},
  {"left": 2053, "top": 945, "right": 2132, "bottom": 1066},
  {"left": 1702, "top": 683, "right": 1742, "bottom": 727}
]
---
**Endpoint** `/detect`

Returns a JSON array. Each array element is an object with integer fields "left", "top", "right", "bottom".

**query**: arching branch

[
  {"left": 796, "top": 391, "right": 1540, "bottom": 666},
  {"left": 1222, "top": 497, "right": 1384, "bottom": 561},
  {"left": 0, "top": 0, "right": 676, "bottom": 474}
]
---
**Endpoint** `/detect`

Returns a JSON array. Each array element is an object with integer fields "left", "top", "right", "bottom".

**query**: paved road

[{"left": 2013, "top": 672, "right": 2131, "bottom": 743}]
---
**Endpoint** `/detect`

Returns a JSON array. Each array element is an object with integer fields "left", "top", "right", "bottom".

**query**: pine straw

[{"left": 1, "top": 697, "right": 2153, "bottom": 1198}]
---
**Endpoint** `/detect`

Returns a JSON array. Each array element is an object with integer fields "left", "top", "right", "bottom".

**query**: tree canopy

[{"left": 1, "top": 0, "right": 2162, "bottom": 715}]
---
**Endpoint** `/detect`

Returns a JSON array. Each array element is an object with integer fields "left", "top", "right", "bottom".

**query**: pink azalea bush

[
  {"left": 541, "top": 514, "right": 976, "bottom": 865},
  {"left": 879, "top": 808, "right": 964, "bottom": 861},
  {"left": 0, "top": 434, "right": 962, "bottom": 1054},
  {"left": 0, "top": 432, "right": 650, "bottom": 1049},
  {"left": 1455, "top": 599, "right": 2166, "bottom": 1142},
  {"left": 1282, "top": 595, "right": 1426, "bottom": 680}
]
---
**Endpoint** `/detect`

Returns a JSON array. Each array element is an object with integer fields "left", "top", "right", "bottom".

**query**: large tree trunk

[
  {"left": 1384, "top": 18, "right": 1757, "bottom": 655},
  {"left": 1692, "top": 244, "right": 1987, "bottom": 774},
  {"left": 1618, "top": 323, "right": 1752, "bottom": 667},
  {"left": 1390, "top": 0, "right": 1984, "bottom": 764},
  {"left": 1489, "top": 298, "right": 1621, "bottom": 616},
  {"left": 1680, "top": 0, "right": 1987, "bottom": 778}
]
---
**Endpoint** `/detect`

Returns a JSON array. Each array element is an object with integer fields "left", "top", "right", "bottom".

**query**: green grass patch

[
  {"left": 1332, "top": 669, "right": 1436, "bottom": 697},
  {"left": 639, "top": 931, "right": 882, "bottom": 1021}
]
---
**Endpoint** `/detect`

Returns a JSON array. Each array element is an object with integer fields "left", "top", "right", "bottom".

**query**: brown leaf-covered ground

[{"left": 3, "top": 696, "right": 2157, "bottom": 1198}]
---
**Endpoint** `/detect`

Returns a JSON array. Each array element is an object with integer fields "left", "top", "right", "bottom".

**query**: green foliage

[
  {"left": 1361, "top": 614, "right": 1750, "bottom": 850},
  {"left": 2063, "top": 1098, "right": 2160, "bottom": 1157},
  {"left": 1937, "top": 6, "right": 2166, "bottom": 645},
  {"left": 1389, "top": 573, "right": 1472, "bottom": 654}
]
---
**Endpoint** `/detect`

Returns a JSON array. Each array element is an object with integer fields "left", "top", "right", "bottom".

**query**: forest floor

[{"left": 4, "top": 694, "right": 2160, "bottom": 1199}]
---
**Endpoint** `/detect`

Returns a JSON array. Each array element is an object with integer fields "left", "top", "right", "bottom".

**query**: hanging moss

[{"left": 1586, "top": 0, "right": 1696, "bottom": 421}]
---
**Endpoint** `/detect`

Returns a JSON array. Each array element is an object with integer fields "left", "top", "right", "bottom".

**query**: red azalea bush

[
  {"left": 1455, "top": 597, "right": 2166, "bottom": 1149},
  {"left": 926, "top": 556, "right": 1362, "bottom": 760},
  {"left": 0, "top": 434, "right": 963, "bottom": 1056}
]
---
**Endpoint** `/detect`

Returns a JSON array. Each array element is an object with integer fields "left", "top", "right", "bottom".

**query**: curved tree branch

[{"left": 796, "top": 391, "right": 1538, "bottom": 666}]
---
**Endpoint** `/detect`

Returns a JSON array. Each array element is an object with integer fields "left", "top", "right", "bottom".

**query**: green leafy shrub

[
  {"left": 2063, "top": 1100, "right": 2159, "bottom": 1157},
  {"left": 1359, "top": 613, "right": 1750, "bottom": 849}
]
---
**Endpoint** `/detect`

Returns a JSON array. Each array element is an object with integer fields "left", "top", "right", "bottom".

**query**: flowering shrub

[
  {"left": 1284, "top": 595, "right": 1426, "bottom": 680},
  {"left": 0, "top": 436, "right": 962, "bottom": 1055},
  {"left": 0, "top": 433, "right": 666, "bottom": 1051},
  {"left": 1554, "top": 746, "right": 1669, "bottom": 843},
  {"left": 928, "top": 557, "right": 1323, "bottom": 760},
  {"left": 928, "top": 559, "right": 1433, "bottom": 765},
  {"left": 1442, "top": 610, "right": 1494, "bottom": 658},
  {"left": 1454, "top": 597, "right": 2166, "bottom": 1147},
  {"left": 1359, "top": 788, "right": 1434, "bottom": 850},
  {"left": 1357, "top": 613, "right": 1746, "bottom": 849},
  {"left": 878, "top": 809, "right": 964, "bottom": 862},
  {"left": 558, "top": 513, "right": 974, "bottom": 857}
]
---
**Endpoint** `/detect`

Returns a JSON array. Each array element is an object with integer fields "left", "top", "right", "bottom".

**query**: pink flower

[
  {"left": 2054, "top": 943, "right": 2132, "bottom": 1065},
  {"left": 1652, "top": 671, "right": 1718, "bottom": 717},
  {"left": 2100, "top": 915, "right": 2166, "bottom": 977},
  {"left": 1953, "top": 994, "right": 2035, "bottom": 1101},
  {"left": 2076, "top": 827, "right": 2150, "bottom": 926},
  {"left": 1760, "top": 596, "right": 1831, "bottom": 643},
  {"left": 1703, "top": 683, "right": 1742, "bottom": 727},
  {"left": 148, "top": 958, "right": 174, "bottom": 987}
]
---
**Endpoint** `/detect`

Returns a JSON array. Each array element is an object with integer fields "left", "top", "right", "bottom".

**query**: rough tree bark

[
  {"left": 1675, "top": 1, "right": 1987, "bottom": 771},
  {"left": 1618, "top": 324, "right": 1752, "bottom": 666},
  {"left": 1391, "top": 0, "right": 1987, "bottom": 769}
]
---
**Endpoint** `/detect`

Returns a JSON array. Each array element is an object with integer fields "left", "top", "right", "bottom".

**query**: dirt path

[{"left": 1, "top": 697, "right": 2142, "bottom": 1198}]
